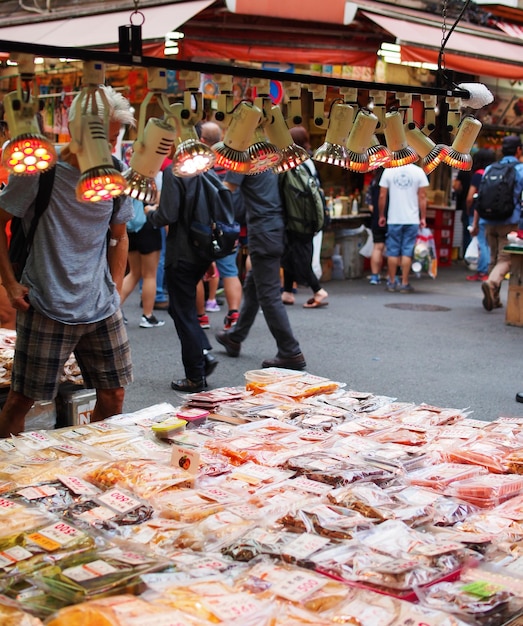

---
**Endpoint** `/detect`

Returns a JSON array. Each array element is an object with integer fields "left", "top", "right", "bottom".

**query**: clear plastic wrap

[
  {"left": 406, "top": 463, "right": 488, "bottom": 491},
  {"left": 446, "top": 474, "right": 523, "bottom": 507}
]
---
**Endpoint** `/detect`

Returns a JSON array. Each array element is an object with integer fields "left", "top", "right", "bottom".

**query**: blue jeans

[{"left": 470, "top": 217, "right": 490, "bottom": 274}]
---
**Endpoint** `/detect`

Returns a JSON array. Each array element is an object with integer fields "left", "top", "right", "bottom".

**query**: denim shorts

[
  {"left": 12, "top": 307, "right": 133, "bottom": 401},
  {"left": 216, "top": 250, "right": 239, "bottom": 278},
  {"left": 386, "top": 224, "right": 419, "bottom": 257}
]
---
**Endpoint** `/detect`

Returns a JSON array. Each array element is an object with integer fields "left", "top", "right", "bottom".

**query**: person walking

[
  {"left": 378, "top": 162, "right": 429, "bottom": 293},
  {"left": 478, "top": 136, "right": 523, "bottom": 311},
  {"left": 215, "top": 169, "right": 306, "bottom": 370},
  {"left": 465, "top": 148, "right": 496, "bottom": 282},
  {"left": 146, "top": 165, "right": 222, "bottom": 392},
  {"left": 199, "top": 122, "right": 243, "bottom": 330},
  {"left": 120, "top": 197, "right": 165, "bottom": 328},
  {"left": 0, "top": 85, "right": 135, "bottom": 437},
  {"left": 366, "top": 167, "right": 388, "bottom": 285},
  {"left": 280, "top": 125, "right": 329, "bottom": 308}
]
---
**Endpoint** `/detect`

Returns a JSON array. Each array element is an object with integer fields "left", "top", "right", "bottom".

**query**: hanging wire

[{"left": 437, "top": 0, "right": 473, "bottom": 87}]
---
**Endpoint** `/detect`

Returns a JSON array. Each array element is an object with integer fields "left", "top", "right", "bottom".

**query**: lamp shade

[
  {"left": 2, "top": 90, "right": 57, "bottom": 175},
  {"left": 345, "top": 109, "right": 379, "bottom": 172},
  {"left": 405, "top": 124, "right": 450, "bottom": 175},
  {"left": 383, "top": 111, "right": 419, "bottom": 168},
  {"left": 124, "top": 117, "right": 176, "bottom": 201},
  {"left": 444, "top": 116, "right": 482, "bottom": 171},
  {"left": 71, "top": 114, "right": 126, "bottom": 203},
  {"left": 313, "top": 102, "right": 355, "bottom": 167},
  {"left": 265, "top": 106, "right": 309, "bottom": 173},
  {"left": 213, "top": 101, "right": 263, "bottom": 174}
]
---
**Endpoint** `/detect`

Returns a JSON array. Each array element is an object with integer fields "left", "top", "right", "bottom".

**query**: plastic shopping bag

[
  {"left": 358, "top": 227, "right": 374, "bottom": 258},
  {"left": 413, "top": 227, "right": 438, "bottom": 279},
  {"left": 464, "top": 236, "right": 479, "bottom": 269}
]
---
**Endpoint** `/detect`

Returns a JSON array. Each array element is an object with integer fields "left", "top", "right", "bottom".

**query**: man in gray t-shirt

[
  {"left": 215, "top": 169, "right": 306, "bottom": 370},
  {"left": 0, "top": 86, "right": 135, "bottom": 437}
]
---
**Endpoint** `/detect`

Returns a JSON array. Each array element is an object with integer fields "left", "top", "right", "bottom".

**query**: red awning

[
  {"left": 180, "top": 39, "right": 377, "bottom": 66},
  {"left": 362, "top": 10, "right": 523, "bottom": 80},
  {"left": 224, "top": 0, "right": 358, "bottom": 25}
]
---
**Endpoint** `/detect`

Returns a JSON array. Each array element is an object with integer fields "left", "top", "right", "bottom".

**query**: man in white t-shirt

[{"left": 378, "top": 163, "right": 429, "bottom": 293}]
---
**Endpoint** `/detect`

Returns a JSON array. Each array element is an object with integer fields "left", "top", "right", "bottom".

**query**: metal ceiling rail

[{"left": 0, "top": 38, "right": 470, "bottom": 99}]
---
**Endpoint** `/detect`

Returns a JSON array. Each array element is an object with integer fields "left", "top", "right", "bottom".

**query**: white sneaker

[
  {"left": 205, "top": 300, "right": 221, "bottom": 312},
  {"left": 140, "top": 314, "right": 165, "bottom": 328}
]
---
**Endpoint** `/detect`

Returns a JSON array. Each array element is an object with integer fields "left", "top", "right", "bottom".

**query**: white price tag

[
  {"left": 104, "top": 549, "right": 154, "bottom": 566},
  {"left": 0, "top": 498, "right": 22, "bottom": 512},
  {"left": 0, "top": 546, "right": 33, "bottom": 568},
  {"left": 58, "top": 475, "right": 99, "bottom": 495},
  {"left": 17, "top": 485, "right": 58, "bottom": 500},
  {"left": 98, "top": 489, "right": 142, "bottom": 514},
  {"left": 63, "top": 559, "right": 118, "bottom": 582},
  {"left": 288, "top": 476, "right": 334, "bottom": 495},
  {"left": 205, "top": 593, "right": 265, "bottom": 622},
  {"left": 170, "top": 445, "right": 200, "bottom": 475},
  {"left": 35, "top": 521, "right": 84, "bottom": 547},
  {"left": 0, "top": 440, "right": 15, "bottom": 452},
  {"left": 276, "top": 570, "right": 326, "bottom": 602},
  {"left": 282, "top": 533, "right": 330, "bottom": 560}
]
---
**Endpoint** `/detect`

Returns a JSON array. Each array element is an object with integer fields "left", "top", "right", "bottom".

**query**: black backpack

[
  {"left": 188, "top": 170, "right": 240, "bottom": 261},
  {"left": 476, "top": 161, "right": 518, "bottom": 221},
  {"left": 8, "top": 168, "right": 56, "bottom": 281}
]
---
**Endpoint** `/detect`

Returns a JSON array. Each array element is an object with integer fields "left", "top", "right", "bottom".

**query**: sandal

[{"left": 303, "top": 298, "right": 329, "bottom": 309}]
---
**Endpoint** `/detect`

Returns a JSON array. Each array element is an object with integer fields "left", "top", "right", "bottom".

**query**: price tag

[
  {"left": 53, "top": 443, "right": 83, "bottom": 455},
  {"left": 282, "top": 533, "right": 330, "bottom": 560},
  {"left": 205, "top": 593, "right": 265, "bottom": 622},
  {"left": 78, "top": 506, "right": 117, "bottom": 522},
  {"left": 98, "top": 489, "right": 142, "bottom": 514},
  {"left": 276, "top": 570, "right": 326, "bottom": 602},
  {"left": 288, "top": 476, "right": 334, "bottom": 496},
  {"left": 28, "top": 522, "right": 84, "bottom": 551},
  {"left": 0, "top": 546, "right": 33, "bottom": 568},
  {"left": 63, "top": 559, "right": 118, "bottom": 582},
  {"left": 198, "top": 486, "right": 235, "bottom": 503},
  {"left": 22, "top": 431, "right": 53, "bottom": 446},
  {"left": 0, "top": 440, "right": 15, "bottom": 452},
  {"left": 125, "top": 613, "right": 188, "bottom": 626},
  {"left": 104, "top": 549, "right": 154, "bottom": 566},
  {"left": 58, "top": 475, "right": 99, "bottom": 496},
  {"left": 17, "top": 485, "right": 58, "bottom": 500},
  {"left": 0, "top": 498, "right": 22, "bottom": 512}
]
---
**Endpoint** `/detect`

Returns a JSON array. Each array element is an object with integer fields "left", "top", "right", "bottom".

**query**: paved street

[{"left": 118, "top": 260, "right": 520, "bottom": 424}]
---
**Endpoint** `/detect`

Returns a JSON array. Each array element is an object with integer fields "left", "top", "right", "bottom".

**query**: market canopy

[
  {"left": 0, "top": 0, "right": 214, "bottom": 48},
  {"left": 362, "top": 10, "right": 523, "bottom": 80}
]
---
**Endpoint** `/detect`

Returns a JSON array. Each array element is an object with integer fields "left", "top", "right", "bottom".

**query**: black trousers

[{"left": 165, "top": 259, "right": 212, "bottom": 380}]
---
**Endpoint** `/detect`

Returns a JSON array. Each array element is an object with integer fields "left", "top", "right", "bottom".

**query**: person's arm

[
  {"left": 107, "top": 222, "right": 128, "bottom": 295},
  {"left": 0, "top": 207, "right": 30, "bottom": 311},
  {"left": 418, "top": 186, "right": 428, "bottom": 228},
  {"left": 378, "top": 187, "right": 388, "bottom": 227},
  {"left": 466, "top": 184, "right": 480, "bottom": 236}
]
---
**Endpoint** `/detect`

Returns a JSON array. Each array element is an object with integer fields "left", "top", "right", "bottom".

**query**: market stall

[{"left": 1, "top": 367, "right": 523, "bottom": 625}]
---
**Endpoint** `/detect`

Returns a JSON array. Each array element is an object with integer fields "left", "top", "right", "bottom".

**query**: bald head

[
  {"left": 200, "top": 121, "right": 223, "bottom": 146},
  {"left": 289, "top": 125, "right": 311, "bottom": 151}
]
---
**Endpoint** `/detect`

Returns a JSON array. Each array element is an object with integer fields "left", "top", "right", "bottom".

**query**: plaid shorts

[{"left": 12, "top": 307, "right": 133, "bottom": 401}]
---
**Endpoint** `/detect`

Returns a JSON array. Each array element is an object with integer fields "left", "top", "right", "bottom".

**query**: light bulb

[
  {"left": 444, "top": 116, "right": 482, "bottom": 171},
  {"left": 405, "top": 124, "right": 450, "bottom": 175},
  {"left": 213, "top": 101, "right": 262, "bottom": 174},
  {"left": 172, "top": 139, "right": 216, "bottom": 177},
  {"left": 313, "top": 102, "right": 355, "bottom": 168},
  {"left": 345, "top": 109, "right": 379, "bottom": 172},
  {"left": 264, "top": 106, "right": 309, "bottom": 173}
]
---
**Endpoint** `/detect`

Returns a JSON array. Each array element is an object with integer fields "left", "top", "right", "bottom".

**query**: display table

[{"left": 505, "top": 244, "right": 523, "bottom": 326}]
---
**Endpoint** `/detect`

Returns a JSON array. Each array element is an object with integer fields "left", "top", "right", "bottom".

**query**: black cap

[{"left": 502, "top": 135, "right": 522, "bottom": 153}]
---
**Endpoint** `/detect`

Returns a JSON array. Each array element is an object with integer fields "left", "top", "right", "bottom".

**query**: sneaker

[
  {"left": 466, "top": 272, "right": 488, "bottom": 282},
  {"left": 369, "top": 274, "right": 381, "bottom": 285},
  {"left": 224, "top": 310, "right": 240, "bottom": 330},
  {"left": 198, "top": 314, "right": 210, "bottom": 329},
  {"left": 385, "top": 279, "right": 397, "bottom": 292},
  {"left": 205, "top": 299, "right": 221, "bottom": 312},
  {"left": 399, "top": 283, "right": 414, "bottom": 293},
  {"left": 140, "top": 314, "right": 165, "bottom": 328}
]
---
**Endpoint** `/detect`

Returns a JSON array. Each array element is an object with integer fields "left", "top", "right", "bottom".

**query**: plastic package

[
  {"left": 406, "top": 463, "right": 488, "bottom": 491},
  {"left": 446, "top": 473, "right": 523, "bottom": 507}
]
